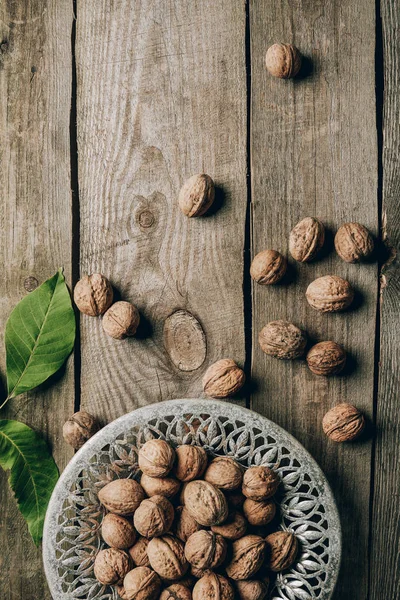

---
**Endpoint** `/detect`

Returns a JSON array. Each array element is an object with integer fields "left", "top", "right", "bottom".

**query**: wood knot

[
  {"left": 137, "top": 209, "right": 155, "bottom": 229},
  {"left": 24, "top": 276, "right": 39, "bottom": 292},
  {"left": 163, "top": 310, "right": 207, "bottom": 372}
]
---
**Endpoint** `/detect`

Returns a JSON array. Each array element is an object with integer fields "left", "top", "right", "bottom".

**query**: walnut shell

[
  {"left": 184, "top": 530, "right": 227, "bottom": 570},
  {"left": 259, "top": 320, "right": 307, "bottom": 360},
  {"left": 160, "top": 583, "right": 192, "bottom": 600},
  {"left": 335, "top": 222, "right": 374, "bottom": 263},
  {"left": 193, "top": 573, "right": 234, "bottom": 600},
  {"left": 128, "top": 537, "right": 150, "bottom": 567},
  {"left": 133, "top": 495, "right": 174, "bottom": 538},
  {"left": 243, "top": 498, "right": 276, "bottom": 526},
  {"left": 147, "top": 535, "right": 189, "bottom": 580},
  {"left": 202, "top": 359, "right": 245, "bottom": 398},
  {"left": 178, "top": 575, "right": 197, "bottom": 589},
  {"left": 265, "top": 43, "right": 302, "bottom": 79},
  {"left": 204, "top": 456, "right": 244, "bottom": 490},
  {"left": 211, "top": 510, "right": 247, "bottom": 541},
  {"left": 98, "top": 479, "right": 145, "bottom": 515},
  {"left": 184, "top": 480, "right": 228, "bottom": 526},
  {"left": 234, "top": 579, "right": 269, "bottom": 600},
  {"left": 101, "top": 513, "right": 136, "bottom": 549},
  {"left": 242, "top": 466, "right": 279, "bottom": 501},
  {"left": 174, "top": 445, "right": 208, "bottom": 482},
  {"left": 250, "top": 249, "right": 287, "bottom": 285},
  {"left": 190, "top": 565, "right": 209, "bottom": 579},
  {"left": 289, "top": 217, "right": 325, "bottom": 262},
  {"left": 115, "top": 585, "right": 129, "bottom": 600},
  {"left": 93, "top": 548, "right": 131, "bottom": 585},
  {"left": 178, "top": 173, "right": 215, "bottom": 217},
  {"left": 123, "top": 566, "right": 161, "bottom": 600},
  {"left": 265, "top": 531, "right": 298, "bottom": 571},
  {"left": 140, "top": 473, "right": 180, "bottom": 498},
  {"left": 322, "top": 403, "right": 365, "bottom": 442},
  {"left": 174, "top": 506, "right": 203, "bottom": 542},
  {"left": 226, "top": 535, "right": 266, "bottom": 580},
  {"left": 139, "top": 439, "right": 175, "bottom": 477},
  {"left": 102, "top": 301, "right": 140, "bottom": 339},
  {"left": 306, "top": 275, "right": 354, "bottom": 313},
  {"left": 62, "top": 410, "right": 99, "bottom": 449},
  {"left": 74, "top": 273, "right": 113, "bottom": 316},
  {"left": 306, "top": 341, "right": 346, "bottom": 376}
]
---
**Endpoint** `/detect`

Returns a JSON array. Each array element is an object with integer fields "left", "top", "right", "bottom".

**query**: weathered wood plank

[
  {"left": 76, "top": 0, "right": 247, "bottom": 421},
  {"left": 249, "top": 2, "right": 378, "bottom": 598},
  {"left": 0, "top": 1, "right": 74, "bottom": 597},
  {"left": 369, "top": 2, "right": 400, "bottom": 597}
]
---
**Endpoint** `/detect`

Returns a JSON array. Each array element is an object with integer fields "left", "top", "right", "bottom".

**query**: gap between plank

[
  {"left": 367, "top": 0, "right": 384, "bottom": 596},
  {"left": 70, "top": 0, "right": 81, "bottom": 415},
  {"left": 243, "top": 0, "right": 253, "bottom": 410}
]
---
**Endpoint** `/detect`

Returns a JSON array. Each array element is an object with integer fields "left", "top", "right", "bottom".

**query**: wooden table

[{"left": 0, "top": 1, "right": 398, "bottom": 599}]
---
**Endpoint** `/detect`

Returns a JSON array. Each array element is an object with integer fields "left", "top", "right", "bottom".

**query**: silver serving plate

[{"left": 43, "top": 399, "right": 341, "bottom": 600}]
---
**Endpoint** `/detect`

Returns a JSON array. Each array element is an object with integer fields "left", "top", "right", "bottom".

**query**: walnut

[
  {"left": 173, "top": 506, "right": 203, "bottom": 542},
  {"left": 93, "top": 548, "right": 131, "bottom": 585},
  {"left": 306, "top": 341, "right": 346, "bottom": 376},
  {"left": 184, "top": 530, "right": 227, "bottom": 569},
  {"left": 174, "top": 445, "right": 208, "bottom": 482},
  {"left": 123, "top": 566, "right": 161, "bottom": 600},
  {"left": 102, "top": 301, "right": 140, "bottom": 339},
  {"left": 306, "top": 275, "right": 354, "bottom": 312},
  {"left": 73, "top": 273, "right": 113, "bottom": 316},
  {"left": 265, "top": 43, "right": 302, "bottom": 79},
  {"left": 211, "top": 510, "right": 247, "bottom": 541},
  {"left": 193, "top": 573, "right": 234, "bottom": 600},
  {"left": 98, "top": 479, "right": 144, "bottom": 515},
  {"left": 243, "top": 498, "right": 276, "bottom": 526},
  {"left": 242, "top": 466, "right": 279, "bottom": 501},
  {"left": 289, "top": 217, "right": 325, "bottom": 262},
  {"left": 250, "top": 249, "right": 287, "bottom": 285},
  {"left": 128, "top": 537, "right": 150, "bottom": 567},
  {"left": 265, "top": 531, "right": 298, "bottom": 571},
  {"left": 322, "top": 403, "right": 365, "bottom": 442},
  {"left": 234, "top": 579, "right": 269, "bottom": 600},
  {"left": 147, "top": 535, "right": 189, "bottom": 580},
  {"left": 133, "top": 495, "right": 174, "bottom": 538},
  {"left": 140, "top": 473, "right": 180, "bottom": 498},
  {"left": 160, "top": 583, "right": 192, "bottom": 600},
  {"left": 204, "top": 456, "right": 244, "bottom": 490},
  {"left": 178, "top": 173, "right": 215, "bottom": 217},
  {"left": 335, "top": 222, "right": 374, "bottom": 263},
  {"left": 226, "top": 535, "right": 266, "bottom": 580},
  {"left": 183, "top": 480, "right": 228, "bottom": 526},
  {"left": 225, "top": 490, "right": 246, "bottom": 510},
  {"left": 202, "top": 359, "right": 245, "bottom": 398},
  {"left": 139, "top": 439, "right": 175, "bottom": 477},
  {"left": 101, "top": 513, "right": 136, "bottom": 549},
  {"left": 259, "top": 320, "right": 307, "bottom": 360},
  {"left": 115, "top": 585, "right": 129, "bottom": 600},
  {"left": 62, "top": 410, "right": 99, "bottom": 449}
]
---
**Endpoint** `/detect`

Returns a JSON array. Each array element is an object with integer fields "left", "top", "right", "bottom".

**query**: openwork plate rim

[{"left": 43, "top": 398, "right": 341, "bottom": 600}]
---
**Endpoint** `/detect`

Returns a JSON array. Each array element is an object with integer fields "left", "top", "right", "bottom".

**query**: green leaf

[
  {"left": 5, "top": 268, "right": 75, "bottom": 400},
  {"left": 0, "top": 419, "right": 59, "bottom": 545}
]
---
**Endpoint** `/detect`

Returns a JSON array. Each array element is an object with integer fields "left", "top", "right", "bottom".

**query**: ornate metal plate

[{"left": 43, "top": 399, "right": 341, "bottom": 600}]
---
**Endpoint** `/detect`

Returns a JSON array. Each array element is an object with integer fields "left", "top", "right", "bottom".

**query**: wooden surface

[
  {"left": 0, "top": 1, "right": 397, "bottom": 599},
  {"left": 0, "top": 1, "right": 74, "bottom": 598}
]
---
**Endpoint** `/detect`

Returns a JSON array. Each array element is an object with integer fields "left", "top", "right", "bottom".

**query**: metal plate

[{"left": 43, "top": 399, "right": 341, "bottom": 599}]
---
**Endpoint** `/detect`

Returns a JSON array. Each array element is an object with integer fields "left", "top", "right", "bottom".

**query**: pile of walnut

[{"left": 92, "top": 439, "right": 298, "bottom": 600}]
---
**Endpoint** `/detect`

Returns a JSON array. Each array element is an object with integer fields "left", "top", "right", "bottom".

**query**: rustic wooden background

[{"left": 0, "top": 1, "right": 398, "bottom": 598}]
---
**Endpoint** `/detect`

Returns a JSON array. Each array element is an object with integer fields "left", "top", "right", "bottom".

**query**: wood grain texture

[
  {"left": 369, "top": 2, "right": 400, "bottom": 597},
  {"left": 0, "top": 1, "right": 74, "bottom": 597},
  {"left": 249, "top": 2, "right": 378, "bottom": 598},
  {"left": 76, "top": 0, "right": 248, "bottom": 422}
]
